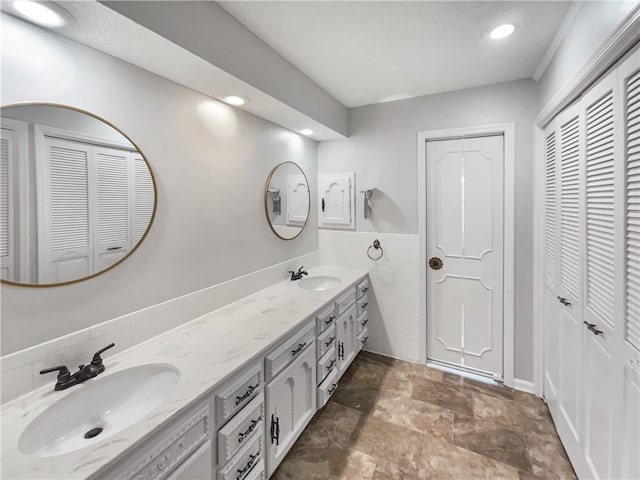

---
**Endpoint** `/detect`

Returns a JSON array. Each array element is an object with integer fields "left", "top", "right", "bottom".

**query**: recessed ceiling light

[
  {"left": 223, "top": 95, "right": 246, "bottom": 106},
  {"left": 300, "top": 129, "right": 313, "bottom": 136},
  {"left": 490, "top": 24, "right": 515, "bottom": 40},
  {"left": 12, "top": 1, "right": 67, "bottom": 27}
]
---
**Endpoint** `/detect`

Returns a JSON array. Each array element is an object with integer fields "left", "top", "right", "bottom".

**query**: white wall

[
  {"left": 319, "top": 79, "right": 538, "bottom": 380},
  {"left": 0, "top": 15, "right": 318, "bottom": 354},
  {"left": 537, "top": 0, "right": 638, "bottom": 109}
]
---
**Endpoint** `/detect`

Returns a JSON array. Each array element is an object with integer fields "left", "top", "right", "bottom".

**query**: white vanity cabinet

[{"left": 264, "top": 324, "right": 317, "bottom": 477}]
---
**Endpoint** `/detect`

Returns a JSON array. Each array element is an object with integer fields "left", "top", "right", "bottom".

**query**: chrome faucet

[
  {"left": 289, "top": 266, "right": 308, "bottom": 281},
  {"left": 40, "top": 343, "right": 115, "bottom": 391}
]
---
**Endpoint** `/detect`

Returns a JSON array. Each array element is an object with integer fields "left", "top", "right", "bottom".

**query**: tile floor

[{"left": 273, "top": 352, "right": 576, "bottom": 480}]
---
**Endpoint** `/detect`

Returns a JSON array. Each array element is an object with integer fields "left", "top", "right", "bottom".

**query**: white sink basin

[
  {"left": 298, "top": 275, "right": 342, "bottom": 291},
  {"left": 19, "top": 364, "right": 180, "bottom": 458}
]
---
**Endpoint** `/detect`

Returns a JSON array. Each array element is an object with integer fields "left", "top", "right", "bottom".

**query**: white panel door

[
  {"left": 38, "top": 137, "right": 93, "bottom": 284},
  {"left": 93, "top": 146, "right": 132, "bottom": 272},
  {"left": 318, "top": 173, "right": 354, "bottom": 228},
  {"left": 426, "top": 135, "right": 504, "bottom": 376},
  {"left": 0, "top": 128, "right": 15, "bottom": 280},
  {"left": 286, "top": 174, "right": 309, "bottom": 225}
]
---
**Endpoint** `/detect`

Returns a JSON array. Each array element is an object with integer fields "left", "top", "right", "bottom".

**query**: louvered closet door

[
  {"left": 132, "top": 154, "right": 154, "bottom": 244},
  {"left": 554, "top": 102, "right": 585, "bottom": 466},
  {"left": 0, "top": 128, "right": 15, "bottom": 280},
  {"left": 93, "top": 146, "right": 132, "bottom": 272},
  {"left": 580, "top": 70, "right": 620, "bottom": 480},
  {"left": 543, "top": 124, "right": 561, "bottom": 411},
  {"left": 616, "top": 48, "right": 640, "bottom": 480},
  {"left": 39, "top": 137, "right": 93, "bottom": 284}
]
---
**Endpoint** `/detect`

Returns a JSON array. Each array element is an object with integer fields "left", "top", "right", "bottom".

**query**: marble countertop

[{"left": 1, "top": 265, "right": 368, "bottom": 479}]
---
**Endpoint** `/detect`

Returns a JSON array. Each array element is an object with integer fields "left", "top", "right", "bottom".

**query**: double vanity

[{"left": 1, "top": 266, "right": 369, "bottom": 479}]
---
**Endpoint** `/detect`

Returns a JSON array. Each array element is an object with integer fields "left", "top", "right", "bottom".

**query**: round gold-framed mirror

[
  {"left": 0, "top": 102, "right": 158, "bottom": 287},
  {"left": 264, "top": 161, "right": 310, "bottom": 240}
]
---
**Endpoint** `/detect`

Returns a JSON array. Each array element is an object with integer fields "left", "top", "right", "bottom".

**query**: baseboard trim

[{"left": 513, "top": 378, "right": 536, "bottom": 395}]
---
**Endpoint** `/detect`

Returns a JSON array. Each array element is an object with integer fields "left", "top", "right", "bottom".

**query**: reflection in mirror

[
  {"left": 0, "top": 104, "right": 156, "bottom": 286},
  {"left": 264, "top": 161, "right": 309, "bottom": 240}
]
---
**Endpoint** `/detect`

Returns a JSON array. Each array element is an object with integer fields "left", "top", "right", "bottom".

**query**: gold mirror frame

[
  {"left": 263, "top": 161, "right": 310, "bottom": 241},
  {"left": 0, "top": 102, "right": 158, "bottom": 288}
]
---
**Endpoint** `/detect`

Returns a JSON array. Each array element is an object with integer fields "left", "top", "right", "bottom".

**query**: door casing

[{"left": 417, "top": 124, "right": 516, "bottom": 389}]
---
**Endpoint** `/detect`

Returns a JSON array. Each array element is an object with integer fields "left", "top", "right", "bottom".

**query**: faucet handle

[
  {"left": 40, "top": 365, "right": 71, "bottom": 382},
  {"left": 90, "top": 342, "right": 115, "bottom": 374}
]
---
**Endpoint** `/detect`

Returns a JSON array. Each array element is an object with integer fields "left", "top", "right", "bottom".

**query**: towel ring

[{"left": 367, "top": 239, "right": 384, "bottom": 261}]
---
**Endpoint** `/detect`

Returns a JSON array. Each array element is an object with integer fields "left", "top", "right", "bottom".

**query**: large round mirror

[
  {"left": 0, "top": 103, "right": 157, "bottom": 287},
  {"left": 264, "top": 161, "right": 310, "bottom": 240}
]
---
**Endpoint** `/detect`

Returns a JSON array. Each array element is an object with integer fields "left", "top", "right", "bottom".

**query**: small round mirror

[
  {"left": 0, "top": 103, "right": 157, "bottom": 287},
  {"left": 264, "top": 161, "right": 310, "bottom": 240}
]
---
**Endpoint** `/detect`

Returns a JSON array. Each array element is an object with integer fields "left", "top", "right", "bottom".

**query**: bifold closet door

[
  {"left": 38, "top": 137, "right": 93, "bottom": 284},
  {"left": 580, "top": 69, "right": 620, "bottom": 480},
  {"left": 543, "top": 125, "right": 560, "bottom": 413},
  {"left": 554, "top": 102, "right": 585, "bottom": 469},
  {"left": 616, "top": 47, "right": 640, "bottom": 480}
]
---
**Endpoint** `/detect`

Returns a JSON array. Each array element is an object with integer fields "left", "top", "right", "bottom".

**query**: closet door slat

[
  {"left": 544, "top": 131, "right": 557, "bottom": 289},
  {"left": 626, "top": 68, "right": 640, "bottom": 351},
  {"left": 560, "top": 115, "right": 582, "bottom": 299},
  {"left": 586, "top": 90, "right": 616, "bottom": 327}
]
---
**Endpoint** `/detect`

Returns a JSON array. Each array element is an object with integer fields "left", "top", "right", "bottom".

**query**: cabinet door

[
  {"left": 336, "top": 304, "right": 357, "bottom": 374},
  {"left": 318, "top": 173, "right": 354, "bottom": 229},
  {"left": 166, "top": 443, "right": 212, "bottom": 480},
  {"left": 265, "top": 343, "right": 316, "bottom": 477}
]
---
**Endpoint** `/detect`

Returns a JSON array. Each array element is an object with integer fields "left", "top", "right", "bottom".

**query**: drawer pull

[
  {"left": 235, "top": 382, "right": 260, "bottom": 406},
  {"left": 557, "top": 296, "right": 572, "bottom": 307},
  {"left": 326, "top": 359, "right": 336, "bottom": 371},
  {"left": 291, "top": 342, "right": 307, "bottom": 356},
  {"left": 361, "top": 318, "right": 369, "bottom": 327},
  {"left": 327, "top": 382, "right": 338, "bottom": 395},
  {"left": 362, "top": 286, "right": 368, "bottom": 292},
  {"left": 270, "top": 414, "right": 280, "bottom": 445},
  {"left": 236, "top": 450, "right": 261, "bottom": 480},
  {"left": 361, "top": 336, "right": 369, "bottom": 345},
  {"left": 583, "top": 321, "right": 603, "bottom": 336},
  {"left": 325, "top": 315, "right": 336, "bottom": 325},
  {"left": 238, "top": 416, "right": 261, "bottom": 443},
  {"left": 324, "top": 336, "right": 335, "bottom": 347},
  {"left": 361, "top": 302, "right": 368, "bottom": 308}
]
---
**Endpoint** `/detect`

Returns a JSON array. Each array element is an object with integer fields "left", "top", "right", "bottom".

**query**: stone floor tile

[
  {"left": 349, "top": 415, "right": 424, "bottom": 475},
  {"left": 412, "top": 378, "right": 474, "bottom": 415},
  {"left": 272, "top": 446, "right": 376, "bottom": 480}
]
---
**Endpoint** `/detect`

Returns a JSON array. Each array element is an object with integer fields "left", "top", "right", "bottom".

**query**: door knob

[{"left": 429, "top": 257, "right": 443, "bottom": 270}]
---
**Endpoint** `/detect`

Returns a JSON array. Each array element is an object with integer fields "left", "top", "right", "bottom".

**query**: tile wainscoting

[
  {"left": 0, "top": 251, "right": 319, "bottom": 403},
  {"left": 319, "top": 230, "right": 421, "bottom": 362}
]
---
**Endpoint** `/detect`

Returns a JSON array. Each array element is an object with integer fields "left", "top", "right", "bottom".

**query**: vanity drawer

[
  {"left": 218, "top": 393, "right": 263, "bottom": 465},
  {"left": 216, "top": 361, "right": 262, "bottom": 426},
  {"left": 218, "top": 433, "right": 263, "bottom": 480},
  {"left": 335, "top": 288, "right": 356, "bottom": 316},
  {"left": 357, "top": 327, "right": 369, "bottom": 352},
  {"left": 317, "top": 368, "right": 339, "bottom": 409},
  {"left": 315, "top": 304, "right": 337, "bottom": 334},
  {"left": 317, "top": 324, "right": 336, "bottom": 359},
  {"left": 317, "top": 345, "right": 337, "bottom": 384},
  {"left": 121, "top": 402, "right": 211, "bottom": 480},
  {"left": 265, "top": 321, "right": 315, "bottom": 380},
  {"left": 356, "top": 278, "right": 369, "bottom": 299},
  {"left": 356, "top": 295, "right": 369, "bottom": 317},
  {"left": 356, "top": 311, "right": 369, "bottom": 335}
]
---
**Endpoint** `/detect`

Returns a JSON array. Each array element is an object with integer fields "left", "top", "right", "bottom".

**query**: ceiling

[{"left": 220, "top": 1, "right": 572, "bottom": 108}]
